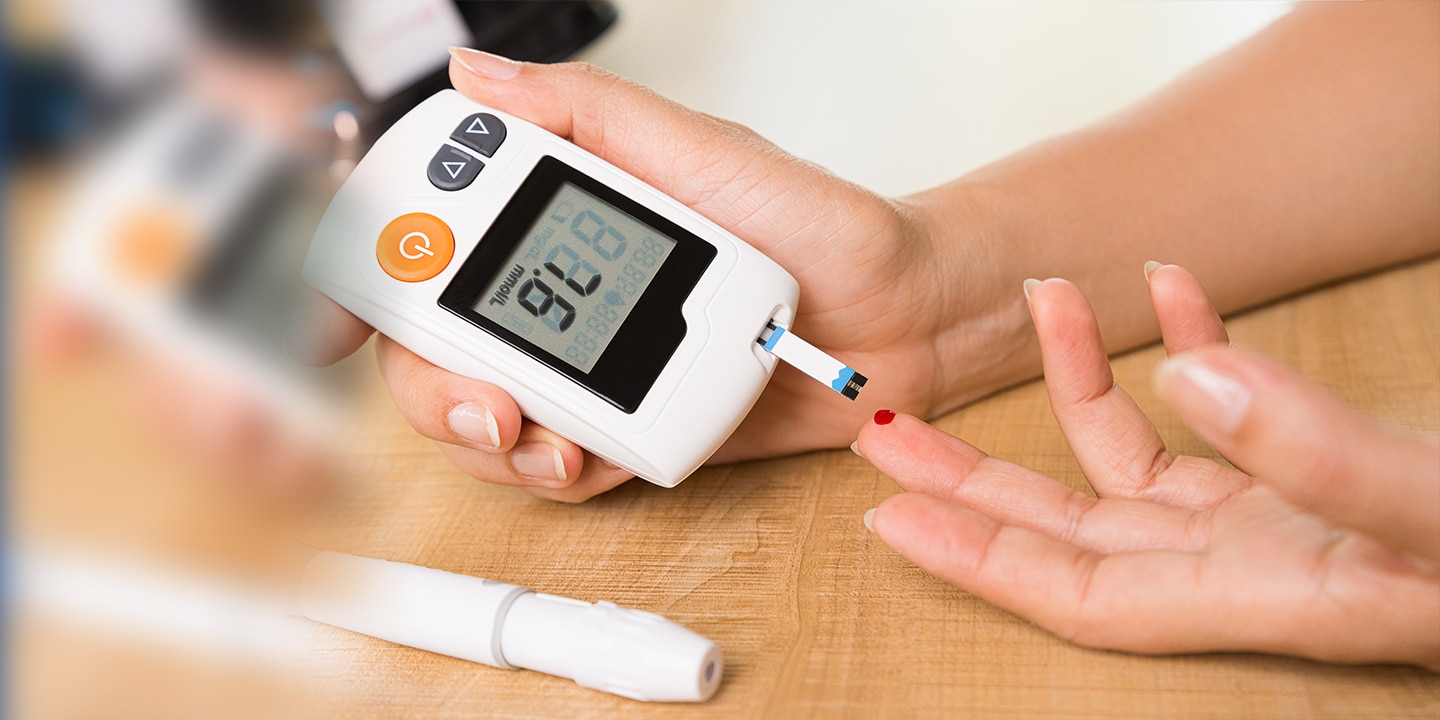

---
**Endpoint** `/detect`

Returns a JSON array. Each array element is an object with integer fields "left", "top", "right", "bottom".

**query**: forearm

[{"left": 912, "top": 1, "right": 1440, "bottom": 412}]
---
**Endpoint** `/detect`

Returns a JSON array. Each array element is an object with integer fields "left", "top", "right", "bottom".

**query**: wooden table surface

[{"left": 11, "top": 163, "right": 1440, "bottom": 717}]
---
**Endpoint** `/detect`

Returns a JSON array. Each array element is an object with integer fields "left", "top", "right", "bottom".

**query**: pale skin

[
  {"left": 296, "top": 2, "right": 1440, "bottom": 666},
  {"left": 857, "top": 266, "right": 1440, "bottom": 669}
]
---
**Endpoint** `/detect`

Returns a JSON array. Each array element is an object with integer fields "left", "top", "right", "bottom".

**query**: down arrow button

[{"left": 427, "top": 145, "right": 483, "bottom": 191}]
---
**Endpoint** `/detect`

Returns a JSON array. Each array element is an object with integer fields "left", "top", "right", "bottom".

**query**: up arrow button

[{"left": 451, "top": 113, "right": 506, "bottom": 157}]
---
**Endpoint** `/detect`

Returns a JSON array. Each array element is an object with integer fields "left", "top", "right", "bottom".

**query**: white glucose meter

[{"left": 305, "top": 90, "right": 864, "bottom": 486}]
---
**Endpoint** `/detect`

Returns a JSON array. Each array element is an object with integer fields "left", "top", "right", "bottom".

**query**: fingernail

[
  {"left": 873, "top": 409, "right": 896, "bottom": 425},
  {"left": 1154, "top": 354, "right": 1252, "bottom": 434},
  {"left": 1143, "top": 260, "right": 1163, "bottom": 284},
  {"left": 1022, "top": 278, "right": 1040, "bottom": 304},
  {"left": 862, "top": 508, "right": 876, "bottom": 532},
  {"left": 448, "top": 402, "right": 500, "bottom": 449},
  {"left": 448, "top": 46, "right": 519, "bottom": 80},
  {"left": 513, "top": 443, "right": 566, "bottom": 484},
  {"left": 849, "top": 440, "right": 863, "bottom": 457}
]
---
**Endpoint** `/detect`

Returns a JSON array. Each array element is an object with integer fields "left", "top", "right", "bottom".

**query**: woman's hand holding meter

[
  {"left": 297, "top": 52, "right": 1015, "bottom": 501},
  {"left": 856, "top": 265, "right": 1440, "bottom": 669}
]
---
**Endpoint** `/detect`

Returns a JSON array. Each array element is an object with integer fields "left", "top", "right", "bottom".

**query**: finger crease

[
  {"left": 1064, "top": 552, "right": 1104, "bottom": 643},
  {"left": 1180, "top": 506, "right": 1216, "bottom": 551},
  {"left": 1060, "top": 493, "right": 1099, "bottom": 545},
  {"left": 967, "top": 520, "right": 1004, "bottom": 576},
  {"left": 1131, "top": 446, "right": 1174, "bottom": 498},
  {"left": 1067, "top": 379, "right": 1119, "bottom": 409}
]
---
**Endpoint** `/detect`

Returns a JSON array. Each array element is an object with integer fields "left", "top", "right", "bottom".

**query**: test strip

[{"left": 757, "top": 322, "right": 867, "bottom": 400}]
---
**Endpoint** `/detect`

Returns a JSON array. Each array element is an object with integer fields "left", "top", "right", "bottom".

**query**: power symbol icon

[
  {"left": 377, "top": 213, "right": 455, "bottom": 282},
  {"left": 400, "top": 231, "right": 436, "bottom": 260}
]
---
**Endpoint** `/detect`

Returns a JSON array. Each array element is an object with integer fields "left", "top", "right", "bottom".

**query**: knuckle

[
  {"left": 557, "top": 60, "right": 617, "bottom": 85},
  {"left": 1058, "top": 493, "right": 1098, "bottom": 544},
  {"left": 393, "top": 366, "right": 444, "bottom": 420},
  {"left": 698, "top": 111, "right": 762, "bottom": 141}
]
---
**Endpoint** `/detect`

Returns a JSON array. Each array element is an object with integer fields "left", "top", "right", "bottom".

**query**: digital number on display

[{"left": 475, "top": 183, "right": 677, "bottom": 373}]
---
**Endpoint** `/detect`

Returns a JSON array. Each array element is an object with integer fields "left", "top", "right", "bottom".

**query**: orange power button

[{"left": 376, "top": 213, "right": 455, "bottom": 282}]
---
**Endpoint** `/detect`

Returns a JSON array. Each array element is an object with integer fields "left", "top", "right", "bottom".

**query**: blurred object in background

[
  {"left": 317, "top": 0, "right": 617, "bottom": 146},
  {"left": 5, "top": 46, "right": 96, "bottom": 162},
  {"left": 7, "top": 0, "right": 618, "bottom": 163},
  {"left": 12, "top": 542, "right": 351, "bottom": 720},
  {"left": 9, "top": 2, "right": 616, "bottom": 717},
  {"left": 45, "top": 88, "right": 352, "bottom": 492},
  {"left": 15, "top": 0, "right": 618, "bottom": 500}
]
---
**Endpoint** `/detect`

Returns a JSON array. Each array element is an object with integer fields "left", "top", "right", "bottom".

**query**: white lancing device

[
  {"left": 305, "top": 90, "right": 866, "bottom": 488},
  {"left": 298, "top": 551, "right": 722, "bottom": 702}
]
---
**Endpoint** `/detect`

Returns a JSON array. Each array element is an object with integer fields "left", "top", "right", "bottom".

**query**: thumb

[
  {"left": 446, "top": 48, "right": 796, "bottom": 228},
  {"left": 1155, "top": 345, "right": 1440, "bottom": 563}
]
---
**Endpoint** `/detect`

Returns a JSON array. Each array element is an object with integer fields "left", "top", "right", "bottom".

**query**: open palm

[{"left": 858, "top": 265, "right": 1440, "bottom": 669}]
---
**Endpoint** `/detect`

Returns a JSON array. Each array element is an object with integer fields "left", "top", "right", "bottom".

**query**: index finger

[
  {"left": 1027, "top": 278, "right": 1176, "bottom": 500},
  {"left": 1145, "top": 262, "right": 1229, "bottom": 355}
]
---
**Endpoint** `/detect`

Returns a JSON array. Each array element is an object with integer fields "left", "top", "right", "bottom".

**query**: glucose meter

[{"left": 305, "top": 90, "right": 864, "bottom": 486}]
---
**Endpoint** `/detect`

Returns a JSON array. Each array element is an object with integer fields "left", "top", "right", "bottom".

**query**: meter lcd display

[
  {"left": 439, "top": 156, "right": 715, "bottom": 413},
  {"left": 472, "top": 183, "right": 677, "bottom": 373}
]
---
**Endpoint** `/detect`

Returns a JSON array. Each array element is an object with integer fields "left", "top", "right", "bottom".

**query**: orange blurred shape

[{"left": 112, "top": 205, "right": 194, "bottom": 287}]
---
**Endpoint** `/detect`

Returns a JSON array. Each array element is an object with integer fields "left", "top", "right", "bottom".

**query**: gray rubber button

[
  {"left": 450, "top": 113, "right": 506, "bottom": 157},
  {"left": 428, "top": 144, "right": 483, "bottom": 191}
]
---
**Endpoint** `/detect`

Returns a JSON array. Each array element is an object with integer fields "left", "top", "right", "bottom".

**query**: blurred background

[{"left": 6, "top": 1, "right": 1293, "bottom": 717}]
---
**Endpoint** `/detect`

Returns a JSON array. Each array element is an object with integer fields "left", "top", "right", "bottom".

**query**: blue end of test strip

[{"left": 762, "top": 325, "right": 786, "bottom": 352}]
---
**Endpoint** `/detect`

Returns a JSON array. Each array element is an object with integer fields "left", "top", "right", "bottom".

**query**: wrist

[{"left": 897, "top": 179, "right": 1042, "bottom": 417}]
